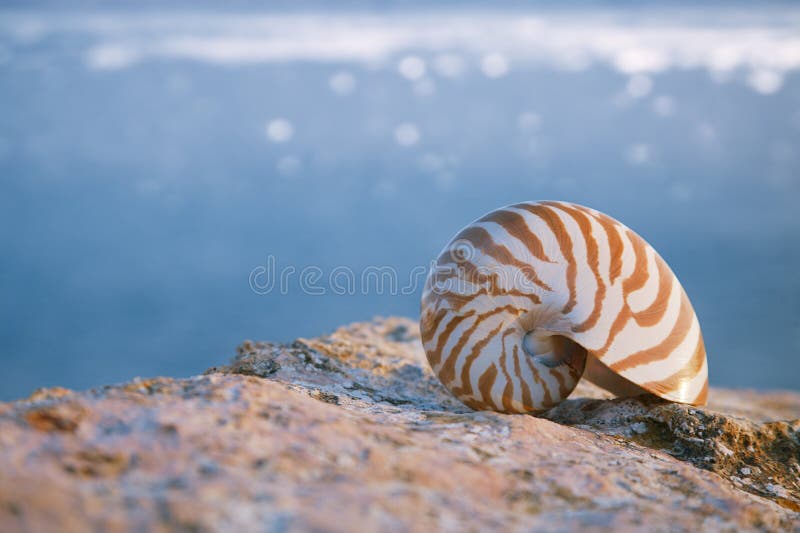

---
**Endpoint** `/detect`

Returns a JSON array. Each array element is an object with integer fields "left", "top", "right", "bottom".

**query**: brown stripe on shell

[
  {"left": 451, "top": 321, "right": 506, "bottom": 399},
  {"left": 633, "top": 251, "right": 674, "bottom": 327},
  {"left": 592, "top": 229, "right": 652, "bottom": 357},
  {"left": 610, "top": 291, "right": 694, "bottom": 373},
  {"left": 622, "top": 230, "right": 650, "bottom": 294},
  {"left": 522, "top": 353, "right": 554, "bottom": 408},
  {"left": 478, "top": 208, "right": 555, "bottom": 264},
  {"left": 513, "top": 203, "right": 578, "bottom": 313},
  {"left": 512, "top": 344, "right": 535, "bottom": 410},
  {"left": 549, "top": 367, "right": 569, "bottom": 400},
  {"left": 498, "top": 328, "right": 518, "bottom": 412},
  {"left": 449, "top": 225, "right": 553, "bottom": 292},
  {"left": 426, "top": 310, "right": 476, "bottom": 368},
  {"left": 439, "top": 305, "right": 525, "bottom": 385},
  {"left": 639, "top": 329, "right": 706, "bottom": 402},
  {"left": 693, "top": 378, "right": 709, "bottom": 405},
  {"left": 476, "top": 363, "right": 500, "bottom": 410},
  {"left": 420, "top": 307, "right": 448, "bottom": 346},
  {"left": 435, "top": 271, "right": 541, "bottom": 311},
  {"left": 575, "top": 205, "right": 625, "bottom": 285},
  {"left": 548, "top": 202, "right": 606, "bottom": 334}
]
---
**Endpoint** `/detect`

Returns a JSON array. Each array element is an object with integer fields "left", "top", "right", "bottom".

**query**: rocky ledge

[{"left": 1, "top": 317, "right": 798, "bottom": 532}]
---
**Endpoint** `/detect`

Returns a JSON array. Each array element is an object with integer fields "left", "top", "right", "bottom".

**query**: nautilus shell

[{"left": 420, "top": 201, "right": 708, "bottom": 413}]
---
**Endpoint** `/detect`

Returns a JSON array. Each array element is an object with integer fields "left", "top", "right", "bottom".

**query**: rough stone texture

[{"left": 1, "top": 317, "right": 798, "bottom": 532}]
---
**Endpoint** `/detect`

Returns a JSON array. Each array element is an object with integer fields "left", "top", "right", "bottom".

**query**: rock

[{"left": 0, "top": 317, "right": 798, "bottom": 531}]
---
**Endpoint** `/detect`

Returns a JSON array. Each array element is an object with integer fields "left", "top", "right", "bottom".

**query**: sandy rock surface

[{"left": 1, "top": 317, "right": 798, "bottom": 532}]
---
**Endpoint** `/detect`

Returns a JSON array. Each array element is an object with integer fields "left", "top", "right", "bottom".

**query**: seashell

[{"left": 420, "top": 201, "right": 708, "bottom": 413}]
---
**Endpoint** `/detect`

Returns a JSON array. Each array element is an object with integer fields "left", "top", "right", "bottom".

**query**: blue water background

[{"left": 1, "top": 5, "right": 798, "bottom": 399}]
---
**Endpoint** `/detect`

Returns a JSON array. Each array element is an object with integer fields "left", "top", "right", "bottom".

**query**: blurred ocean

[{"left": 1, "top": 4, "right": 799, "bottom": 399}]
